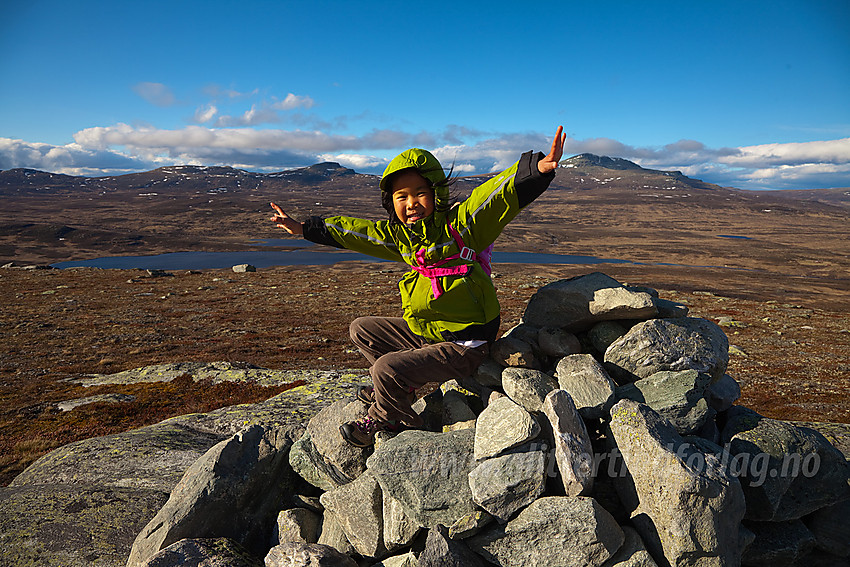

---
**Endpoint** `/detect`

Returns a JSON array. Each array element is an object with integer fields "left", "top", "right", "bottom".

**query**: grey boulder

[
  {"left": 304, "top": 399, "right": 372, "bottom": 485},
  {"left": 141, "top": 538, "right": 262, "bottom": 567},
  {"left": 264, "top": 542, "right": 358, "bottom": 566},
  {"left": 705, "top": 373, "right": 741, "bottom": 413},
  {"left": 501, "top": 367, "right": 557, "bottom": 413},
  {"left": 382, "top": 492, "right": 423, "bottom": 553},
  {"left": 418, "top": 524, "right": 486, "bottom": 567},
  {"left": 600, "top": 526, "right": 658, "bottom": 567},
  {"left": 740, "top": 519, "right": 816, "bottom": 567},
  {"left": 537, "top": 327, "right": 582, "bottom": 358},
  {"left": 588, "top": 320, "right": 629, "bottom": 355},
  {"left": 473, "top": 395, "right": 541, "bottom": 460},
  {"left": 604, "top": 317, "right": 729, "bottom": 383},
  {"left": 472, "top": 358, "right": 505, "bottom": 389},
  {"left": 720, "top": 406, "right": 850, "bottom": 521},
  {"left": 803, "top": 498, "right": 850, "bottom": 557},
  {"left": 127, "top": 425, "right": 300, "bottom": 566},
  {"left": 615, "top": 369, "right": 712, "bottom": 435},
  {"left": 490, "top": 336, "right": 540, "bottom": 369},
  {"left": 367, "top": 429, "right": 477, "bottom": 528},
  {"left": 468, "top": 444, "right": 547, "bottom": 522},
  {"left": 319, "top": 470, "right": 385, "bottom": 558},
  {"left": 272, "top": 508, "right": 321, "bottom": 545},
  {"left": 467, "top": 496, "right": 625, "bottom": 567},
  {"left": 522, "top": 272, "right": 657, "bottom": 331},
  {"left": 555, "top": 353, "right": 616, "bottom": 419},
  {"left": 608, "top": 399, "right": 748, "bottom": 567}
]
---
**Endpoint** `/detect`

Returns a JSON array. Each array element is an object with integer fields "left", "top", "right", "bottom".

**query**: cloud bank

[{"left": 2, "top": 126, "right": 848, "bottom": 190}]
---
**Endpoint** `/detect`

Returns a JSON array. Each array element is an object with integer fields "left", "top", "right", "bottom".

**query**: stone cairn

[{"left": 128, "top": 272, "right": 850, "bottom": 567}]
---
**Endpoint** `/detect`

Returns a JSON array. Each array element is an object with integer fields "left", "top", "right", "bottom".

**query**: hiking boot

[
  {"left": 339, "top": 415, "right": 402, "bottom": 448},
  {"left": 354, "top": 384, "right": 416, "bottom": 406}
]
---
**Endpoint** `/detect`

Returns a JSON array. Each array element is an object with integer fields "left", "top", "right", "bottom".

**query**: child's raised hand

[
  {"left": 269, "top": 202, "right": 303, "bottom": 235},
  {"left": 538, "top": 125, "right": 566, "bottom": 174}
]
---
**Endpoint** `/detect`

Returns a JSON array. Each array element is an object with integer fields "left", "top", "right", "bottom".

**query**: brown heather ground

[{"left": 2, "top": 260, "right": 848, "bottom": 486}]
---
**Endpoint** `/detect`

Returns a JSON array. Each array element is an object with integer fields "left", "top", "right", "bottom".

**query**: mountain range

[
  {"left": 1, "top": 155, "right": 848, "bottom": 283},
  {"left": 2, "top": 154, "right": 847, "bottom": 205}
]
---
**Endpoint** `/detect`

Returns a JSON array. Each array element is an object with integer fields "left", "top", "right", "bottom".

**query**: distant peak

[
  {"left": 279, "top": 162, "right": 356, "bottom": 177},
  {"left": 562, "top": 154, "right": 643, "bottom": 171},
  {"left": 305, "top": 162, "right": 355, "bottom": 174}
]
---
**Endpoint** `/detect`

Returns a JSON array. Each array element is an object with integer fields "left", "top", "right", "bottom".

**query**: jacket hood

[{"left": 380, "top": 148, "right": 449, "bottom": 209}]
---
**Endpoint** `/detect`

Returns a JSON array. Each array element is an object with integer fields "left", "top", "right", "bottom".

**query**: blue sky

[{"left": 1, "top": 0, "right": 849, "bottom": 190}]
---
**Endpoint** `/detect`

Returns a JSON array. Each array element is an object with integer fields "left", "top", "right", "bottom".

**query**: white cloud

[
  {"left": 193, "top": 104, "right": 218, "bottom": 124},
  {"left": 271, "top": 93, "right": 315, "bottom": 110},
  {"left": 72, "top": 124, "right": 425, "bottom": 154},
  {"left": 0, "top": 137, "right": 153, "bottom": 175},
  {"left": 210, "top": 94, "right": 317, "bottom": 127},
  {"left": 720, "top": 138, "right": 850, "bottom": 168},
  {"left": 737, "top": 162, "right": 850, "bottom": 190},
  {"left": 452, "top": 163, "right": 478, "bottom": 173},
  {"left": 132, "top": 82, "right": 177, "bottom": 107},
  {"left": 431, "top": 133, "right": 553, "bottom": 173}
]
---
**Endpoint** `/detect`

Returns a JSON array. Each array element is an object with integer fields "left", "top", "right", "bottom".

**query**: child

[{"left": 270, "top": 126, "right": 565, "bottom": 447}]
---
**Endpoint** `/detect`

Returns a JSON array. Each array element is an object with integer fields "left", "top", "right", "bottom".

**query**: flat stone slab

[
  {"left": 10, "top": 422, "right": 224, "bottom": 493},
  {"left": 157, "top": 370, "right": 368, "bottom": 437},
  {"left": 70, "top": 362, "right": 368, "bottom": 387},
  {"left": 522, "top": 272, "right": 657, "bottom": 331},
  {"left": 57, "top": 393, "right": 136, "bottom": 412},
  {"left": 0, "top": 484, "right": 168, "bottom": 567}
]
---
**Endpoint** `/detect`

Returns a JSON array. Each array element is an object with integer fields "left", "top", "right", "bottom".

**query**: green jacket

[{"left": 303, "top": 150, "right": 555, "bottom": 343}]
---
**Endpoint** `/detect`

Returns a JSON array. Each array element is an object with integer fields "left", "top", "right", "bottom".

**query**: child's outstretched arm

[
  {"left": 270, "top": 201, "right": 405, "bottom": 262},
  {"left": 270, "top": 202, "right": 303, "bottom": 235},
  {"left": 452, "top": 125, "right": 564, "bottom": 251},
  {"left": 537, "top": 125, "right": 566, "bottom": 174}
]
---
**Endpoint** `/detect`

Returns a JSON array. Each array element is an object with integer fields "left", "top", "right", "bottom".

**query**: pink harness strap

[{"left": 410, "top": 224, "right": 494, "bottom": 299}]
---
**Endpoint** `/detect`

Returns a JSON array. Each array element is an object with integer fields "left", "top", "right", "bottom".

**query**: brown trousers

[{"left": 349, "top": 316, "right": 489, "bottom": 427}]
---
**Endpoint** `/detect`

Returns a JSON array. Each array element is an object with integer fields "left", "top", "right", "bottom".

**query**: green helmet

[{"left": 379, "top": 148, "right": 447, "bottom": 193}]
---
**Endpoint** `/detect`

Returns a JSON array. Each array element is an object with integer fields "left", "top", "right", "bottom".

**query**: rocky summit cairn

[{"left": 2, "top": 272, "right": 849, "bottom": 567}]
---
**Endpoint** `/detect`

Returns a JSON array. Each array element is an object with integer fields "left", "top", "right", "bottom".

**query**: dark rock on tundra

[{"left": 720, "top": 406, "right": 850, "bottom": 521}]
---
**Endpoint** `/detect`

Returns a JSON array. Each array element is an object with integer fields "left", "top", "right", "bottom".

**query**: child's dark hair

[{"left": 381, "top": 163, "right": 459, "bottom": 225}]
